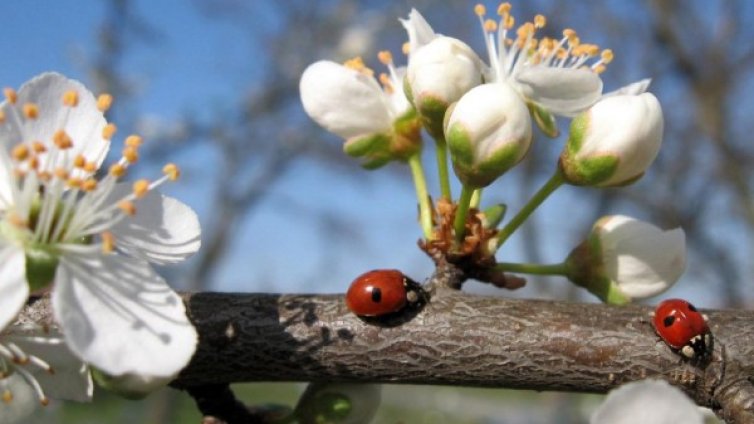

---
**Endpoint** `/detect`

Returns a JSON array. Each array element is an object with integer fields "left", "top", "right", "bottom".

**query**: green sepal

[
  {"left": 343, "top": 133, "right": 390, "bottom": 158},
  {"left": 561, "top": 154, "right": 619, "bottom": 186},
  {"left": 92, "top": 369, "right": 150, "bottom": 400},
  {"left": 528, "top": 102, "right": 559, "bottom": 138},
  {"left": 391, "top": 108, "right": 423, "bottom": 160},
  {"left": 360, "top": 154, "right": 392, "bottom": 170},
  {"left": 564, "top": 234, "right": 630, "bottom": 305},
  {"left": 416, "top": 95, "right": 448, "bottom": 139},
  {"left": 25, "top": 246, "right": 58, "bottom": 292},
  {"left": 447, "top": 122, "right": 525, "bottom": 188},
  {"left": 481, "top": 204, "right": 507, "bottom": 229}
]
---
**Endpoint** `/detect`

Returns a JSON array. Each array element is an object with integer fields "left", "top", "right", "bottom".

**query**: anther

[
  {"left": 97, "top": 94, "right": 113, "bottom": 112},
  {"left": 125, "top": 135, "right": 143, "bottom": 148},
  {"left": 23, "top": 103, "right": 39, "bottom": 120},
  {"left": 53, "top": 130, "right": 73, "bottom": 149},
  {"left": 4, "top": 88, "right": 17, "bottom": 104},
  {"left": 378, "top": 73, "right": 394, "bottom": 93},
  {"left": 102, "top": 123, "right": 117, "bottom": 140},
  {"left": 54, "top": 167, "right": 69, "bottom": 180},
  {"left": 62, "top": 90, "right": 79, "bottom": 107},
  {"left": 83, "top": 161, "right": 97, "bottom": 173},
  {"left": 343, "top": 57, "right": 374, "bottom": 76},
  {"left": 101, "top": 231, "right": 115, "bottom": 253},
  {"left": 81, "top": 179, "right": 97, "bottom": 192},
  {"left": 73, "top": 154, "right": 86, "bottom": 168},
  {"left": 504, "top": 15, "right": 515, "bottom": 29},
  {"left": 122, "top": 146, "right": 138, "bottom": 163},
  {"left": 474, "top": 4, "right": 486, "bottom": 16},
  {"left": 377, "top": 50, "right": 393, "bottom": 65},
  {"left": 132, "top": 179, "right": 150, "bottom": 198},
  {"left": 66, "top": 178, "right": 82, "bottom": 189},
  {"left": 402, "top": 42, "right": 410, "bottom": 55},
  {"left": 31, "top": 141, "right": 46, "bottom": 153},
  {"left": 109, "top": 163, "right": 126, "bottom": 178},
  {"left": 0, "top": 110, "right": 5, "bottom": 124},
  {"left": 162, "top": 163, "right": 180, "bottom": 181},
  {"left": 601, "top": 49, "right": 614, "bottom": 64},
  {"left": 117, "top": 200, "right": 136, "bottom": 216},
  {"left": 534, "top": 14, "right": 546, "bottom": 28},
  {"left": 2, "top": 389, "right": 11, "bottom": 404},
  {"left": 497, "top": 2, "right": 512, "bottom": 16},
  {"left": 28, "top": 156, "right": 40, "bottom": 171},
  {"left": 11, "top": 144, "right": 29, "bottom": 161},
  {"left": 484, "top": 19, "right": 497, "bottom": 32},
  {"left": 40, "top": 397, "right": 49, "bottom": 406}
]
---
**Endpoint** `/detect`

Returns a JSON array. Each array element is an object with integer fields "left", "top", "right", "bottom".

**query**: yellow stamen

[
  {"left": 4, "top": 88, "right": 17, "bottom": 104},
  {"left": 54, "top": 167, "right": 69, "bottom": 180},
  {"left": 133, "top": 179, "right": 150, "bottom": 198},
  {"left": 497, "top": 2, "right": 512, "bottom": 16},
  {"left": 163, "top": 163, "right": 180, "bottom": 181},
  {"left": 8, "top": 212, "right": 28, "bottom": 228},
  {"left": 343, "top": 57, "right": 374, "bottom": 77},
  {"left": 53, "top": 130, "right": 73, "bottom": 149},
  {"left": 0, "top": 110, "right": 5, "bottom": 124},
  {"left": 474, "top": 4, "right": 486, "bottom": 16},
  {"left": 122, "top": 146, "right": 138, "bottom": 163},
  {"left": 102, "top": 123, "right": 117, "bottom": 140},
  {"left": 534, "top": 14, "right": 546, "bottom": 28},
  {"left": 63, "top": 90, "right": 79, "bottom": 107},
  {"left": 31, "top": 141, "right": 46, "bottom": 153},
  {"left": 484, "top": 19, "right": 497, "bottom": 33},
  {"left": 83, "top": 161, "right": 97, "bottom": 173},
  {"left": 504, "top": 14, "right": 515, "bottom": 29},
  {"left": 593, "top": 64, "right": 606, "bottom": 74},
  {"left": 73, "top": 154, "right": 86, "bottom": 168},
  {"left": 22, "top": 103, "right": 39, "bottom": 119},
  {"left": 82, "top": 178, "right": 97, "bottom": 192},
  {"left": 118, "top": 200, "right": 136, "bottom": 215},
  {"left": 402, "top": 42, "right": 410, "bottom": 55},
  {"left": 66, "top": 177, "right": 82, "bottom": 189},
  {"left": 2, "top": 389, "right": 12, "bottom": 403},
  {"left": 37, "top": 171, "right": 50, "bottom": 181},
  {"left": 101, "top": 231, "right": 115, "bottom": 253},
  {"left": 601, "top": 49, "right": 614, "bottom": 64},
  {"left": 11, "top": 144, "right": 29, "bottom": 161},
  {"left": 28, "top": 156, "right": 40, "bottom": 171},
  {"left": 377, "top": 50, "right": 392, "bottom": 65},
  {"left": 97, "top": 93, "right": 113, "bottom": 112},
  {"left": 109, "top": 163, "right": 126, "bottom": 177},
  {"left": 378, "top": 73, "right": 394, "bottom": 94},
  {"left": 125, "top": 134, "right": 143, "bottom": 147}
]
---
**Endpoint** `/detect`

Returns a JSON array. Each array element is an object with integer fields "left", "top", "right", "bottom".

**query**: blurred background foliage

[{"left": 6, "top": 0, "right": 753, "bottom": 422}]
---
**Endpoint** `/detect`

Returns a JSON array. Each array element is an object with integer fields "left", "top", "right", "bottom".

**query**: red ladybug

[
  {"left": 346, "top": 269, "right": 420, "bottom": 317},
  {"left": 652, "top": 298, "right": 711, "bottom": 359}
]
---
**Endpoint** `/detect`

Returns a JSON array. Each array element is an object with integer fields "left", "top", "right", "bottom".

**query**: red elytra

[
  {"left": 652, "top": 298, "right": 709, "bottom": 350},
  {"left": 346, "top": 269, "right": 408, "bottom": 317}
]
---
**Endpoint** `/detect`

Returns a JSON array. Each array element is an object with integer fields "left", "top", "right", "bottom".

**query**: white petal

[
  {"left": 4, "top": 325, "right": 92, "bottom": 402},
  {"left": 514, "top": 67, "right": 603, "bottom": 116},
  {"left": 0, "top": 72, "right": 109, "bottom": 177},
  {"left": 106, "top": 184, "right": 201, "bottom": 264},
  {"left": 399, "top": 8, "right": 437, "bottom": 54},
  {"left": 300, "top": 61, "right": 391, "bottom": 139},
  {"left": 602, "top": 79, "right": 652, "bottom": 98},
  {"left": 52, "top": 253, "right": 197, "bottom": 378},
  {"left": 598, "top": 215, "right": 686, "bottom": 299},
  {"left": 0, "top": 246, "right": 29, "bottom": 331},
  {"left": 591, "top": 379, "right": 703, "bottom": 424},
  {"left": 0, "top": 373, "right": 39, "bottom": 423}
]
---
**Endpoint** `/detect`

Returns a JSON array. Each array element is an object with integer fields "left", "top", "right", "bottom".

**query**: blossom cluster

[
  {"left": 300, "top": 3, "right": 685, "bottom": 303},
  {"left": 0, "top": 73, "right": 201, "bottom": 420}
]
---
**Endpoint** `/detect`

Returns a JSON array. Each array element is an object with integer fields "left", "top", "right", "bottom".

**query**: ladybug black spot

[
  {"left": 687, "top": 303, "right": 698, "bottom": 312},
  {"left": 663, "top": 315, "right": 676, "bottom": 327},
  {"left": 371, "top": 287, "right": 382, "bottom": 303}
]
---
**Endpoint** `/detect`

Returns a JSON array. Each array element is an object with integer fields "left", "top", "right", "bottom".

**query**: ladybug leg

[{"left": 680, "top": 345, "right": 696, "bottom": 359}]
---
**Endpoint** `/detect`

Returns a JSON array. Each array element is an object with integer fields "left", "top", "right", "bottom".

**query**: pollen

[
  {"left": 62, "top": 90, "right": 79, "bottom": 107},
  {"left": 402, "top": 42, "right": 410, "bottom": 55},
  {"left": 11, "top": 144, "right": 29, "bottom": 161},
  {"left": 377, "top": 50, "right": 393, "bottom": 65},
  {"left": 343, "top": 57, "right": 374, "bottom": 77},
  {"left": 53, "top": 130, "right": 73, "bottom": 149},
  {"left": 378, "top": 73, "right": 394, "bottom": 94},
  {"left": 4, "top": 88, "right": 17, "bottom": 104},
  {"left": 484, "top": 19, "right": 497, "bottom": 32},
  {"left": 73, "top": 154, "right": 86, "bottom": 168},
  {"left": 474, "top": 4, "right": 486, "bottom": 16},
  {"left": 102, "top": 123, "right": 117, "bottom": 140},
  {"left": 28, "top": 156, "right": 39, "bottom": 171},
  {"left": 133, "top": 179, "right": 150, "bottom": 198},
  {"left": 83, "top": 161, "right": 97, "bottom": 173},
  {"left": 109, "top": 163, "right": 126, "bottom": 177},
  {"left": 23, "top": 103, "right": 39, "bottom": 119},
  {"left": 601, "top": 49, "right": 614, "bottom": 64},
  {"left": 118, "top": 200, "right": 136, "bottom": 215},
  {"left": 0, "top": 110, "right": 5, "bottom": 124},
  {"left": 497, "top": 2, "right": 512, "bottom": 16},
  {"left": 54, "top": 167, "right": 69, "bottom": 180},
  {"left": 97, "top": 93, "right": 113, "bottom": 112},
  {"left": 534, "top": 14, "right": 546, "bottom": 28},
  {"left": 31, "top": 141, "right": 46, "bottom": 153},
  {"left": 125, "top": 134, "right": 143, "bottom": 148},
  {"left": 2, "top": 389, "right": 11, "bottom": 404},
  {"left": 101, "top": 231, "right": 115, "bottom": 253},
  {"left": 8, "top": 212, "right": 28, "bottom": 228},
  {"left": 66, "top": 177, "right": 82, "bottom": 189},
  {"left": 122, "top": 146, "right": 138, "bottom": 163},
  {"left": 162, "top": 163, "right": 180, "bottom": 181},
  {"left": 81, "top": 178, "right": 97, "bottom": 192},
  {"left": 503, "top": 14, "right": 515, "bottom": 30}
]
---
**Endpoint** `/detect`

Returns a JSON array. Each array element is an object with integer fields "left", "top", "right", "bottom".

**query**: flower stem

[
  {"left": 453, "top": 184, "right": 474, "bottom": 242},
  {"left": 495, "top": 169, "right": 565, "bottom": 249},
  {"left": 494, "top": 261, "right": 569, "bottom": 276},
  {"left": 470, "top": 188, "right": 482, "bottom": 209},
  {"left": 408, "top": 153, "right": 433, "bottom": 240},
  {"left": 435, "top": 136, "right": 452, "bottom": 200}
]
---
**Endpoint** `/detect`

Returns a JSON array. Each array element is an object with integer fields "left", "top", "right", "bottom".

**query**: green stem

[
  {"left": 408, "top": 153, "right": 433, "bottom": 240},
  {"left": 494, "top": 261, "right": 569, "bottom": 276},
  {"left": 470, "top": 188, "right": 482, "bottom": 209},
  {"left": 453, "top": 185, "right": 474, "bottom": 242},
  {"left": 435, "top": 136, "right": 452, "bottom": 200},
  {"left": 495, "top": 169, "right": 565, "bottom": 249}
]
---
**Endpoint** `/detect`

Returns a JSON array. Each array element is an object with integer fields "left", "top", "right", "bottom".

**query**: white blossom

[{"left": 591, "top": 380, "right": 704, "bottom": 424}]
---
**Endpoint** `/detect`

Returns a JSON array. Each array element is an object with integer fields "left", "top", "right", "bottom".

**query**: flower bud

[
  {"left": 559, "top": 92, "right": 663, "bottom": 187},
  {"left": 566, "top": 215, "right": 685, "bottom": 304},
  {"left": 591, "top": 380, "right": 704, "bottom": 424},
  {"left": 445, "top": 83, "right": 532, "bottom": 188},
  {"left": 405, "top": 36, "right": 483, "bottom": 137}
]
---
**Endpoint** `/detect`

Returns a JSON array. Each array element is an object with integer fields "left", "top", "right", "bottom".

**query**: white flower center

[{"left": 473, "top": 2, "right": 614, "bottom": 83}]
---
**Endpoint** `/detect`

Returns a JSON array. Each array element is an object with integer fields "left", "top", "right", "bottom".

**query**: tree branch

[{"left": 18, "top": 285, "right": 754, "bottom": 422}]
